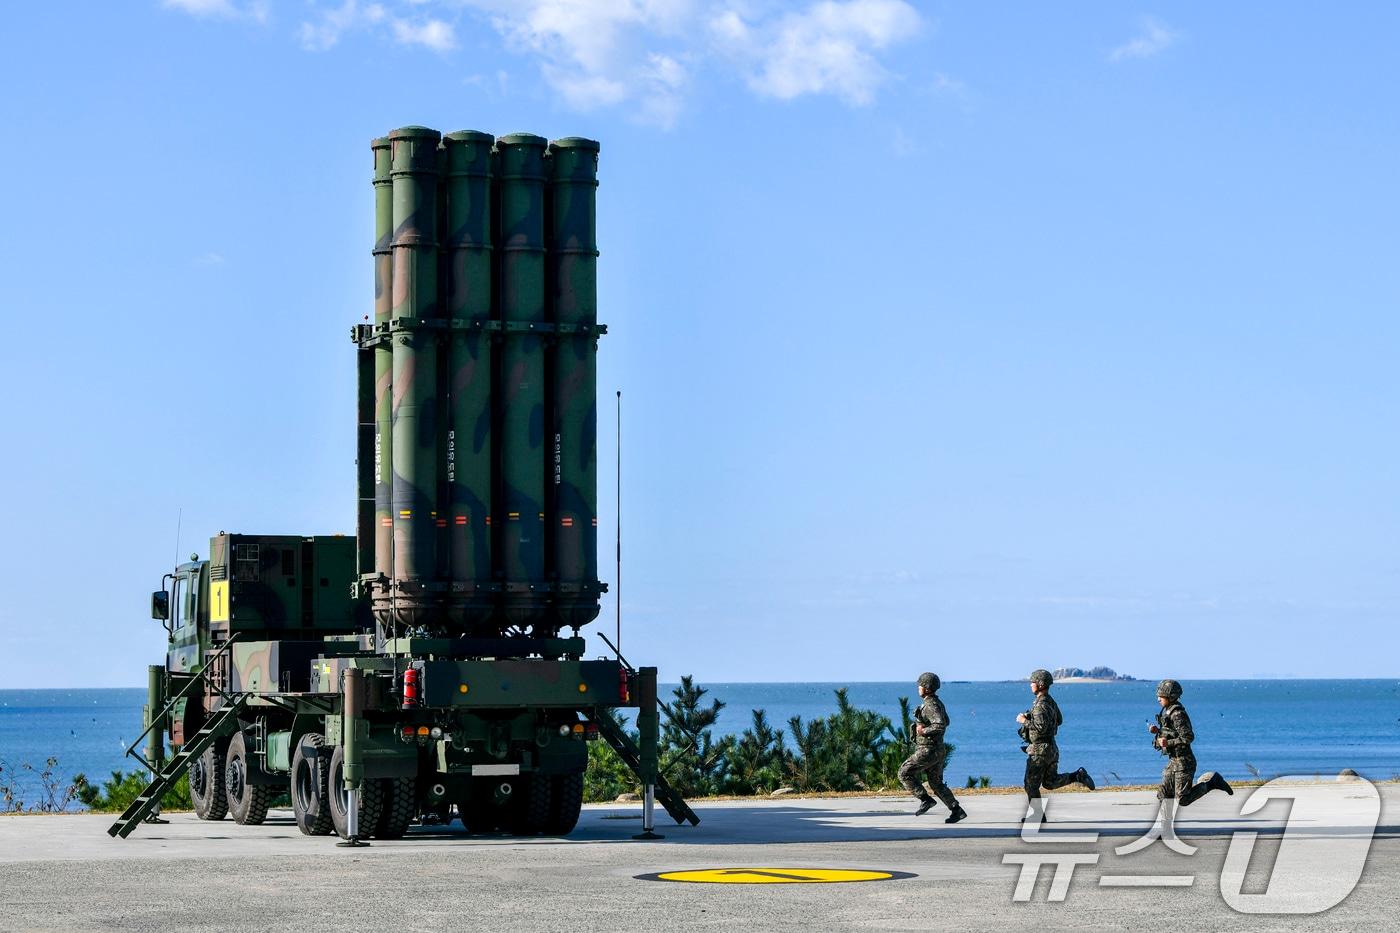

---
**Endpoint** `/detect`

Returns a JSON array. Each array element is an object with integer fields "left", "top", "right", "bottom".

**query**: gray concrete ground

[{"left": 0, "top": 782, "right": 1394, "bottom": 931}]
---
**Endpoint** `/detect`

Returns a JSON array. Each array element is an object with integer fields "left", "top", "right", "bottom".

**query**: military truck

[{"left": 112, "top": 127, "right": 695, "bottom": 843}]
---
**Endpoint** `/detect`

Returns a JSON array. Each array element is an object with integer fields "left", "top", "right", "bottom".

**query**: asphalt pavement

[{"left": 0, "top": 781, "right": 1393, "bottom": 931}]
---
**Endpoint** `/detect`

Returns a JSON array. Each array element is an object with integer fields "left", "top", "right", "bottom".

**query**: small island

[{"left": 1049, "top": 666, "right": 1136, "bottom": 683}]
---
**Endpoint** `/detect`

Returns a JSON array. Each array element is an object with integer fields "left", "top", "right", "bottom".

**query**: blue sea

[{"left": 2, "top": 680, "right": 1398, "bottom": 807}]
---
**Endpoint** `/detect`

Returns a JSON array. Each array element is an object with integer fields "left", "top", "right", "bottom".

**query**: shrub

[
  {"left": 72, "top": 769, "right": 191, "bottom": 813},
  {"left": 722, "top": 710, "right": 791, "bottom": 795},
  {"left": 0, "top": 758, "right": 78, "bottom": 813},
  {"left": 583, "top": 708, "right": 639, "bottom": 803},
  {"left": 786, "top": 688, "right": 894, "bottom": 793}
]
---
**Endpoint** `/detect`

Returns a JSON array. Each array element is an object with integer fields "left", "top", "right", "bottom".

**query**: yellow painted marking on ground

[{"left": 648, "top": 868, "right": 903, "bottom": 884}]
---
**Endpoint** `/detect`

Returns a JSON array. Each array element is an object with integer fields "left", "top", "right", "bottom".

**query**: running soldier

[
  {"left": 898, "top": 672, "right": 967, "bottom": 823},
  {"left": 1149, "top": 679, "right": 1233, "bottom": 807},
  {"left": 1016, "top": 669, "right": 1095, "bottom": 823}
]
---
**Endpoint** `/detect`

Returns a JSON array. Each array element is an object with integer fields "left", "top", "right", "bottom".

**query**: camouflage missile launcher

[{"left": 113, "top": 128, "right": 694, "bottom": 844}]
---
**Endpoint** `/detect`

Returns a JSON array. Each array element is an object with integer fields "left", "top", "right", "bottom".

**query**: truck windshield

[
  {"left": 183, "top": 575, "right": 198, "bottom": 630},
  {"left": 169, "top": 577, "right": 183, "bottom": 631}
]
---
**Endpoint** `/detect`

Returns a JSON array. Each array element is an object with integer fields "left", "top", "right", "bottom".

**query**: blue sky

[{"left": 2, "top": 2, "right": 1396, "bottom": 687}]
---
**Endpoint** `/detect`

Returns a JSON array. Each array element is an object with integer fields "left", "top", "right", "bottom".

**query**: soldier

[
  {"left": 1016, "top": 669, "right": 1094, "bottom": 823},
  {"left": 1149, "top": 679, "right": 1233, "bottom": 811},
  {"left": 898, "top": 672, "right": 967, "bottom": 823}
]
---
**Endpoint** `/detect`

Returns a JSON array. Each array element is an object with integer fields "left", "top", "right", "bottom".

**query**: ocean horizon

[{"left": 3, "top": 679, "right": 1397, "bottom": 806}]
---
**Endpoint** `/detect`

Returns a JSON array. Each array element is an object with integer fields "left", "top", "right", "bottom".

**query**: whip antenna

[
  {"left": 621, "top": 389, "right": 627, "bottom": 658},
  {"left": 173, "top": 508, "right": 183, "bottom": 569}
]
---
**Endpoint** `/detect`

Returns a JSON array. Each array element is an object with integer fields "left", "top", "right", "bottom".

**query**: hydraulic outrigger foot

[
  {"left": 632, "top": 784, "right": 664, "bottom": 840},
  {"left": 335, "top": 775, "right": 369, "bottom": 847}
]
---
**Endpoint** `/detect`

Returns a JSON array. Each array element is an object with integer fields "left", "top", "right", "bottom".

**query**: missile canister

[
  {"left": 547, "top": 138, "right": 602, "bottom": 630},
  {"left": 495, "top": 133, "right": 549, "bottom": 629},
  {"left": 441, "top": 130, "right": 495, "bottom": 627},
  {"left": 388, "top": 126, "right": 442, "bottom": 624},
  {"left": 366, "top": 137, "right": 393, "bottom": 600}
]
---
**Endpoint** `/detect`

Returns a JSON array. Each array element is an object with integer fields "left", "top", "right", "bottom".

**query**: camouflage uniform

[
  {"left": 898, "top": 693, "right": 959, "bottom": 810},
  {"left": 1154, "top": 699, "right": 1232, "bottom": 804},
  {"left": 1020, "top": 693, "right": 1087, "bottom": 799},
  {"left": 1155, "top": 701, "right": 1197, "bottom": 799}
]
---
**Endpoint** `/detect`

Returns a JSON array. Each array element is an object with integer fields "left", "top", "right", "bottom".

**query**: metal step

[
  {"left": 107, "top": 697, "right": 249, "bottom": 839},
  {"left": 594, "top": 716, "right": 699, "bottom": 827}
]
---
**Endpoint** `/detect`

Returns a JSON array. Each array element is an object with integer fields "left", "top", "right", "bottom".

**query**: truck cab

[{"left": 152, "top": 558, "right": 209, "bottom": 675}]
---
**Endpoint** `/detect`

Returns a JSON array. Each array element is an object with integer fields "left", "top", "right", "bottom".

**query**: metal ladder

[
  {"left": 593, "top": 715, "right": 700, "bottom": 827},
  {"left": 108, "top": 637, "right": 245, "bottom": 839}
]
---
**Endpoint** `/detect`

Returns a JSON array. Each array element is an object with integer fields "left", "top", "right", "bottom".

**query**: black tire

[
  {"left": 375, "top": 777, "right": 416, "bottom": 840},
  {"left": 225, "top": 732, "right": 270, "bottom": 826},
  {"left": 327, "top": 745, "right": 384, "bottom": 839},
  {"left": 190, "top": 740, "right": 229, "bottom": 821},
  {"left": 544, "top": 772, "right": 584, "bottom": 835},
  {"left": 291, "top": 734, "right": 333, "bottom": 836},
  {"left": 515, "top": 775, "right": 553, "bottom": 834}
]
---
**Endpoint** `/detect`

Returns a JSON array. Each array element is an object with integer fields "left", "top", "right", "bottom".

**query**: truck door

[{"left": 167, "top": 568, "right": 201, "bottom": 673}]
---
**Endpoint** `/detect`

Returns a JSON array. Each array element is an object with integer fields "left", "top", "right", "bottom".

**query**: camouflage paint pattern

[
  {"left": 389, "top": 126, "right": 442, "bottom": 622},
  {"left": 442, "top": 130, "right": 495, "bottom": 626},
  {"left": 370, "top": 137, "right": 395, "bottom": 610},
  {"left": 495, "top": 133, "right": 549, "bottom": 629},
  {"left": 230, "top": 641, "right": 277, "bottom": 694},
  {"left": 207, "top": 534, "right": 359, "bottom": 634},
  {"left": 358, "top": 127, "right": 605, "bottom": 637},
  {"left": 547, "top": 137, "right": 602, "bottom": 630}
]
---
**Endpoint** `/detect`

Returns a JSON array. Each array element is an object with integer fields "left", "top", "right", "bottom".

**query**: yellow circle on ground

[{"left": 647, "top": 868, "right": 907, "bottom": 884}]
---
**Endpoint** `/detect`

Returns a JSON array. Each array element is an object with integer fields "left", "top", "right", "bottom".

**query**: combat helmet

[
  {"left": 1157, "top": 679, "right": 1183, "bottom": 701},
  {"left": 1030, "top": 669, "right": 1053, "bottom": 687},
  {"left": 917, "top": 672, "right": 940, "bottom": 692}
]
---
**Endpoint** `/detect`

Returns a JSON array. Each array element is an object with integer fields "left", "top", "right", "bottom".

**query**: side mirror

[{"left": 151, "top": 590, "right": 169, "bottom": 621}]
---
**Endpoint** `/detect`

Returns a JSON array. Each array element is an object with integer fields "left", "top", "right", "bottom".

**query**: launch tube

[
  {"left": 441, "top": 130, "right": 495, "bottom": 627},
  {"left": 370, "top": 137, "right": 395, "bottom": 619},
  {"left": 495, "top": 133, "right": 549, "bottom": 630},
  {"left": 547, "top": 138, "right": 602, "bottom": 630},
  {"left": 389, "top": 126, "right": 442, "bottom": 624}
]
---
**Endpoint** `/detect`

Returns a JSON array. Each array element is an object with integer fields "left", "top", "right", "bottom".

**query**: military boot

[
  {"left": 1076, "top": 767, "right": 1096, "bottom": 790},
  {"left": 914, "top": 796, "right": 937, "bottom": 816},
  {"left": 1206, "top": 772, "right": 1233, "bottom": 796},
  {"left": 945, "top": 804, "right": 968, "bottom": 824}
]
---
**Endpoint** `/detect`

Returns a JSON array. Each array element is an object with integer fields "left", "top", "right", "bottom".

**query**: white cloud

[
  {"left": 300, "top": 2, "right": 457, "bottom": 53},
  {"left": 461, "top": 0, "right": 694, "bottom": 127},
  {"left": 714, "top": 0, "right": 922, "bottom": 105},
  {"left": 299, "top": 0, "right": 387, "bottom": 51},
  {"left": 460, "top": 0, "right": 918, "bottom": 124},
  {"left": 170, "top": 0, "right": 924, "bottom": 125},
  {"left": 194, "top": 251, "right": 226, "bottom": 266},
  {"left": 163, "top": 0, "right": 269, "bottom": 22},
  {"left": 392, "top": 17, "right": 457, "bottom": 51},
  {"left": 1109, "top": 16, "right": 1179, "bottom": 62}
]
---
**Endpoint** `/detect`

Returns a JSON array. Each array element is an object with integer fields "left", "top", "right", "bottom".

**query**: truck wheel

[
  {"left": 225, "top": 732, "right": 270, "bottom": 826},
  {"left": 375, "top": 777, "right": 416, "bottom": 839},
  {"left": 190, "top": 740, "right": 229, "bottom": 821},
  {"left": 291, "top": 734, "right": 333, "bottom": 836},
  {"left": 326, "top": 745, "right": 384, "bottom": 839},
  {"left": 516, "top": 775, "right": 552, "bottom": 834},
  {"left": 545, "top": 772, "right": 584, "bottom": 835}
]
